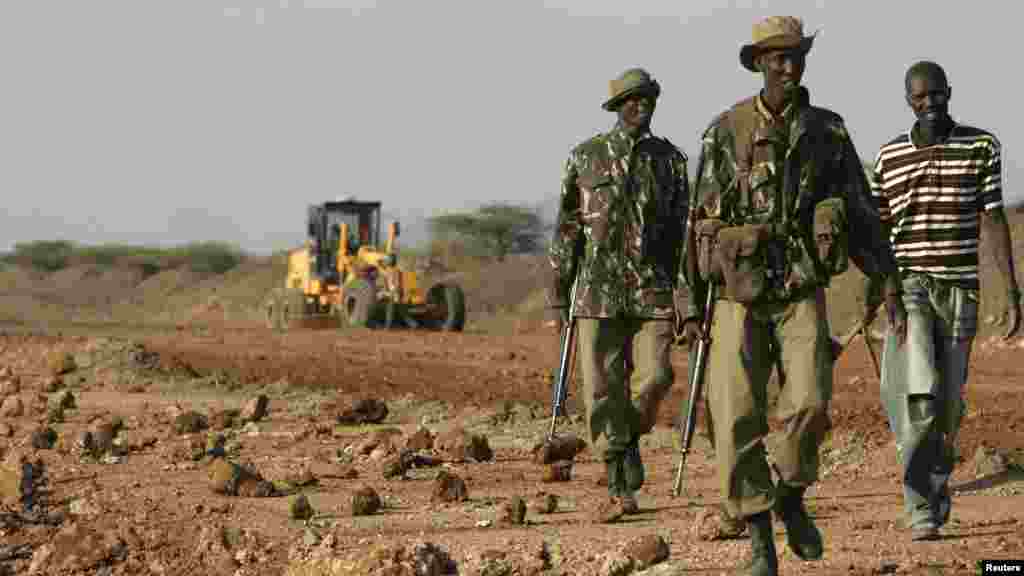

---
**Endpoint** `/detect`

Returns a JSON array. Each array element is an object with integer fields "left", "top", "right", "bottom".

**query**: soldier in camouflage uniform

[
  {"left": 548, "top": 67, "right": 689, "bottom": 523},
  {"left": 677, "top": 17, "right": 906, "bottom": 575}
]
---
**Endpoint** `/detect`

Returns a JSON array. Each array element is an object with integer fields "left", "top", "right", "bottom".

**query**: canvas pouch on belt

[{"left": 694, "top": 219, "right": 774, "bottom": 304}]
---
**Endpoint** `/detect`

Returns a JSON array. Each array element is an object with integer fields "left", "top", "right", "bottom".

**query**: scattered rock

[
  {"left": 405, "top": 427, "right": 435, "bottom": 451},
  {"left": 542, "top": 460, "right": 573, "bottom": 482},
  {"left": 289, "top": 493, "right": 314, "bottom": 520},
  {"left": 532, "top": 434, "right": 587, "bottom": 464},
  {"left": 622, "top": 535, "right": 669, "bottom": 570},
  {"left": 432, "top": 470, "right": 468, "bottom": 503},
  {"left": 600, "top": 552, "right": 635, "bottom": 576},
  {"left": 530, "top": 492, "right": 558, "bottom": 514},
  {"left": 206, "top": 432, "right": 228, "bottom": 459},
  {"left": 0, "top": 423, "right": 12, "bottom": 438},
  {"left": 351, "top": 484, "right": 382, "bottom": 516},
  {"left": 693, "top": 506, "right": 746, "bottom": 541},
  {"left": 42, "top": 376, "right": 63, "bottom": 393},
  {"left": 48, "top": 390, "right": 76, "bottom": 410},
  {"left": 382, "top": 453, "right": 410, "bottom": 480},
  {"left": 208, "top": 409, "right": 240, "bottom": 430},
  {"left": 357, "top": 427, "right": 404, "bottom": 455},
  {"left": 0, "top": 396, "right": 23, "bottom": 418},
  {"left": 0, "top": 453, "right": 43, "bottom": 510},
  {"left": 973, "top": 445, "right": 1013, "bottom": 477},
  {"left": 0, "top": 377, "right": 19, "bottom": 396},
  {"left": 284, "top": 466, "right": 317, "bottom": 488},
  {"left": 29, "top": 426, "right": 57, "bottom": 450},
  {"left": 336, "top": 397, "right": 388, "bottom": 425},
  {"left": 240, "top": 394, "right": 269, "bottom": 423},
  {"left": 336, "top": 465, "right": 359, "bottom": 479},
  {"left": 499, "top": 496, "right": 527, "bottom": 525},
  {"left": 436, "top": 426, "right": 493, "bottom": 462},
  {"left": 69, "top": 496, "right": 102, "bottom": 516},
  {"left": 175, "top": 411, "right": 209, "bottom": 435},
  {"left": 411, "top": 542, "right": 458, "bottom": 576},
  {"left": 47, "top": 351, "right": 77, "bottom": 376},
  {"left": 207, "top": 459, "right": 275, "bottom": 497},
  {"left": 92, "top": 422, "right": 118, "bottom": 455}
]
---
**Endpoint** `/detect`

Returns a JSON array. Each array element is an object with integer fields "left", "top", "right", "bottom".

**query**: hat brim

[
  {"left": 740, "top": 35, "right": 814, "bottom": 72},
  {"left": 602, "top": 83, "right": 660, "bottom": 111}
]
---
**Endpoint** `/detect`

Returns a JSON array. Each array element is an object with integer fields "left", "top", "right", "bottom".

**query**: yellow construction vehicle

[{"left": 265, "top": 200, "right": 465, "bottom": 331}]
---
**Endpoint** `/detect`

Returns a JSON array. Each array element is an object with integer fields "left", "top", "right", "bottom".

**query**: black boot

[
  {"left": 742, "top": 511, "right": 778, "bottom": 576},
  {"left": 774, "top": 483, "right": 824, "bottom": 560}
]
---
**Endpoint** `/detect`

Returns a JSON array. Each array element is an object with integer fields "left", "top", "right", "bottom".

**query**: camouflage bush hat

[
  {"left": 739, "top": 16, "right": 816, "bottom": 73},
  {"left": 601, "top": 67, "right": 661, "bottom": 111}
]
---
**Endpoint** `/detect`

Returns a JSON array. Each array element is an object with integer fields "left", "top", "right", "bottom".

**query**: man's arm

[
  {"left": 672, "top": 149, "right": 690, "bottom": 294},
  {"left": 977, "top": 135, "right": 1021, "bottom": 339},
  {"left": 679, "top": 124, "right": 726, "bottom": 323},
  {"left": 982, "top": 207, "right": 1019, "bottom": 299},
  {"left": 548, "top": 152, "right": 584, "bottom": 309},
  {"left": 834, "top": 128, "right": 904, "bottom": 335}
]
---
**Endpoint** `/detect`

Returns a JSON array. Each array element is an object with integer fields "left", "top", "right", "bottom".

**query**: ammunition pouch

[
  {"left": 812, "top": 197, "right": 849, "bottom": 277},
  {"left": 695, "top": 219, "right": 775, "bottom": 304},
  {"left": 694, "top": 218, "right": 727, "bottom": 283}
]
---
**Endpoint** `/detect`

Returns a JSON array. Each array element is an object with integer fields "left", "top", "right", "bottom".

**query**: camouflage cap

[
  {"left": 739, "top": 16, "right": 816, "bottom": 73},
  {"left": 601, "top": 67, "right": 661, "bottom": 111}
]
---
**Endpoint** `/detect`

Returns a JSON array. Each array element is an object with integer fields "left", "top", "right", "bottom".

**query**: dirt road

[{"left": 1, "top": 320, "right": 1022, "bottom": 575}]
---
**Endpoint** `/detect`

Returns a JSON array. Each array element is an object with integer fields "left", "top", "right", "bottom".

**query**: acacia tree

[{"left": 428, "top": 202, "right": 548, "bottom": 261}]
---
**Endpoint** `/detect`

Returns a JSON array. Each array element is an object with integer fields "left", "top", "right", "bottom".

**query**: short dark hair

[{"left": 905, "top": 60, "right": 948, "bottom": 92}]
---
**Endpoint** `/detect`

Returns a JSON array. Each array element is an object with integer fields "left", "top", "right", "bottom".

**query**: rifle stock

[
  {"left": 672, "top": 282, "right": 717, "bottom": 498},
  {"left": 548, "top": 275, "right": 580, "bottom": 440}
]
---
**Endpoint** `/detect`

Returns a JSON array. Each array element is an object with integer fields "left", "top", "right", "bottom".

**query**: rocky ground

[{"left": 0, "top": 320, "right": 1022, "bottom": 576}]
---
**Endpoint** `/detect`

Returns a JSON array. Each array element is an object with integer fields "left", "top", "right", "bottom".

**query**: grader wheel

[
  {"left": 342, "top": 279, "right": 377, "bottom": 328},
  {"left": 265, "top": 288, "right": 309, "bottom": 331},
  {"left": 424, "top": 282, "right": 465, "bottom": 332}
]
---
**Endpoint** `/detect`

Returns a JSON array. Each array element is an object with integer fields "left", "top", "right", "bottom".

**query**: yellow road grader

[{"left": 265, "top": 200, "right": 465, "bottom": 331}]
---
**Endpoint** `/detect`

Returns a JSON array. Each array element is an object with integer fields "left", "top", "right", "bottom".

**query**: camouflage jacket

[
  {"left": 680, "top": 87, "right": 899, "bottom": 318},
  {"left": 548, "top": 123, "right": 689, "bottom": 319}
]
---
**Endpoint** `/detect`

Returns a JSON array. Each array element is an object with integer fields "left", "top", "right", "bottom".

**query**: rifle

[
  {"left": 548, "top": 273, "right": 580, "bottom": 441},
  {"left": 831, "top": 307, "right": 881, "bottom": 379},
  {"left": 671, "top": 281, "right": 717, "bottom": 498}
]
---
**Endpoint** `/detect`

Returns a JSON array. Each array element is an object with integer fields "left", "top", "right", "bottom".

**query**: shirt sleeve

[
  {"left": 979, "top": 134, "right": 1004, "bottom": 213},
  {"left": 680, "top": 121, "right": 728, "bottom": 319},
  {"left": 870, "top": 149, "right": 891, "bottom": 224},
  {"left": 547, "top": 151, "right": 584, "bottom": 307}
]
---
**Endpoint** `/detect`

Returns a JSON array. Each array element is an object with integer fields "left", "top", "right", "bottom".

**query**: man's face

[
  {"left": 760, "top": 48, "right": 806, "bottom": 97},
  {"left": 906, "top": 73, "right": 951, "bottom": 125},
  {"left": 617, "top": 92, "right": 656, "bottom": 134}
]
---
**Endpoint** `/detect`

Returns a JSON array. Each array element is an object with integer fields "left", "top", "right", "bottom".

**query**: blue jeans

[{"left": 880, "top": 272, "right": 977, "bottom": 528}]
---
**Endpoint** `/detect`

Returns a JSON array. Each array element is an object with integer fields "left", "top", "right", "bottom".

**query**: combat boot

[
  {"left": 739, "top": 511, "right": 778, "bottom": 576},
  {"left": 593, "top": 456, "right": 627, "bottom": 523},
  {"left": 773, "top": 483, "right": 823, "bottom": 560}
]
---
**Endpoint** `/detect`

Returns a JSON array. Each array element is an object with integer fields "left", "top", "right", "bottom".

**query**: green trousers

[
  {"left": 577, "top": 317, "right": 675, "bottom": 458},
  {"left": 706, "top": 288, "right": 833, "bottom": 519}
]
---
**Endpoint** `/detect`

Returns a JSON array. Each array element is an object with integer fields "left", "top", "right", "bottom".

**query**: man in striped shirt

[{"left": 871, "top": 60, "right": 1022, "bottom": 541}]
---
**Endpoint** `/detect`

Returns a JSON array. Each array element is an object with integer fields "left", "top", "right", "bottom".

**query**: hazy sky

[{"left": 1, "top": 1, "right": 1018, "bottom": 254}]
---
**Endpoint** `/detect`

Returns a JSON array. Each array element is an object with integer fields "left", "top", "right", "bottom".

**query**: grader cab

[{"left": 265, "top": 200, "right": 465, "bottom": 331}]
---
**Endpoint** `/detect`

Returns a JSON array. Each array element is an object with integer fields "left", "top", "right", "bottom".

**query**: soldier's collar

[
  {"left": 611, "top": 123, "right": 654, "bottom": 149},
  {"left": 755, "top": 86, "right": 809, "bottom": 123}
]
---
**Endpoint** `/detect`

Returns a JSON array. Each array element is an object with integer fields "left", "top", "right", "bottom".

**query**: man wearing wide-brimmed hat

[
  {"left": 677, "top": 16, "right": 905, "bottom": 575},
  {"left": 548, "top": 67, "right": 689, "bottom": 523}
]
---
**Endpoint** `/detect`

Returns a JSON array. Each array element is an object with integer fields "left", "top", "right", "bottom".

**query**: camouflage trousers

[
  {"left": 576, "top": 317, "right": 675, "bottom": 459},
  {"left": 705, "top": 287, "right": 832, "bottom": 520},
  {"left": 880, "top": 272, "right": 976, "bottom": 529}
]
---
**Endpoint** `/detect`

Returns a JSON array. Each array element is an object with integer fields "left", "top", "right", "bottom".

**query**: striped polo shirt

[{"left": 870, "top": 122, "right": 1004, "bottom": 289}]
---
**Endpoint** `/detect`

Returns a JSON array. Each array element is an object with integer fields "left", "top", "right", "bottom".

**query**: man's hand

[
  {"left": 675, "top": 317, "right": 703, "bottom": 347},
  {"left": 1003, "top": 288, "right": 1021, "bottom": 341},
  {"left": 886, "top": 291, "right": 907, "bottom": 347},
  {"left": 553, "top": 306, "right": 569, "bottom": 335}
]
